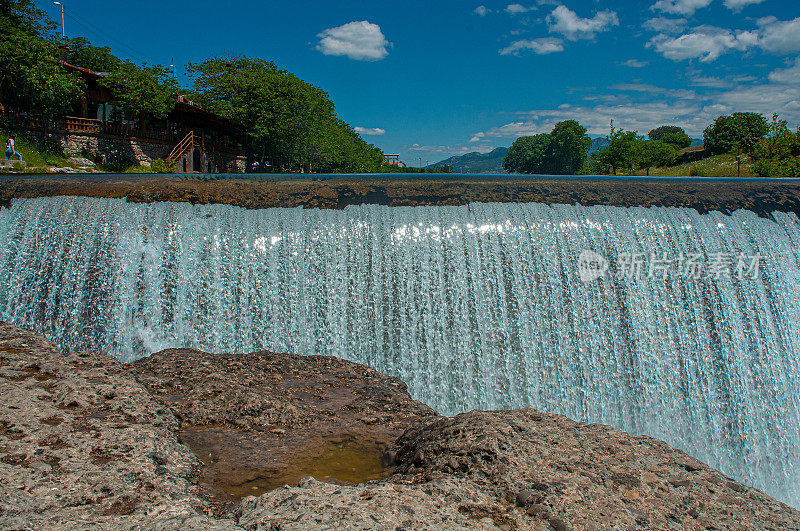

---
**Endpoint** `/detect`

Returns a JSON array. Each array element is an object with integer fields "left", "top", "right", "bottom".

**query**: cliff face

[{"left": 1, "top": 321, "right": 799, "bottom": 530}]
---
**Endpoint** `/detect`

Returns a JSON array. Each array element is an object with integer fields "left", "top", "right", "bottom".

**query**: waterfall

[{"left": 1, "top": 196, "right": 799, "bottom": 506}]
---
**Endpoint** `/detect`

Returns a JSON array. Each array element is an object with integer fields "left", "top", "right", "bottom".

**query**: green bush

[
  {"left": 773, "top": 158, "right": 800, "bottom": 178},
  {"left": 123, "top": 158, "right": 176, "bottom": 174},
  {"left": 689, "top": 166, "right": 708, "bottom": 177},
  {"left": 752, "top": 159, "right": 773, "bottom": 177},
  {"left": 150, "top": 158, "right": 176, "bottom": 173}
]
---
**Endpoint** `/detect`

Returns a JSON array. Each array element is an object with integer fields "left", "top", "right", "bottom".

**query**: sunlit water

[{"left": 1, "top": 196, "right": 799, "bottom": 507}]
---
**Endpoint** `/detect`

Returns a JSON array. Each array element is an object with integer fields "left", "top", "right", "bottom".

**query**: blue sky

[{"left": 41, "top": 0, "right": 800, "bottom": 164}]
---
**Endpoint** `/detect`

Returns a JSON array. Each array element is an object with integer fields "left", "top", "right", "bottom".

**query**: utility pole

[
  {"left": 53, "top": 2, "right": 65, "bottom": 41},
  {"left": 170, "top": 58, "right": 177, "bottom": 80},
  {"left": 737, "top": 144, "right": 741, "bottom": 178}
]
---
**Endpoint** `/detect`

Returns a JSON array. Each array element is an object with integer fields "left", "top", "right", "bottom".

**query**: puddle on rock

[
  {"left": 224, "top": 441, "right": 388, "bottom": 500},
  {"left": 180, "top": 426, "right": 391, "bottom": 503}
]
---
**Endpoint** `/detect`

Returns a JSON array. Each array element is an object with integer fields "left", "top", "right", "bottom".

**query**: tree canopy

[
  {"left": 648, "top": 125, "right": 692, "bottom": 149},
  {"left": 593, "top": 123, "right": 679, "bottom": 175},
  {"left": 187, "top": 57, "right": 383, "bottom": 172},
  {"left": 502, "top": 120, "right": 591, "bottom": 174},
  {"left": 704, "top": 112, "right": 768, "bottom": 155},
  {"left": 0, "top": 0, "right": 85, "bottom": 114}
]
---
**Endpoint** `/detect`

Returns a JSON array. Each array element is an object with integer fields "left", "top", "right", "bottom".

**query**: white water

[{"left": 1, "top": 196, "right": 799, "bottom": 506}]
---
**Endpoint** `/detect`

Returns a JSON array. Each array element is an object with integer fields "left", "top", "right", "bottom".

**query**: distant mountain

[
  {"left": 589, "top": 137, "right": 609, "bottom": 154},
  {"left": 429, "top": 147, "right": 508, "bottom": 174}
]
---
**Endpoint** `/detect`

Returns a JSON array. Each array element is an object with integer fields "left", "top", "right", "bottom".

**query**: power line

[{"left": 60, "top": 9, "right": 163, "bottom": 65}]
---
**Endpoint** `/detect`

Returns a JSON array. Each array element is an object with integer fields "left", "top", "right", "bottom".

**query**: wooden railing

[
  {"left": 168, "top": 131, "right": 196, "bottom": 162},
  {"left": 65, "top": 116, "right": 102, "bottom": 133}
]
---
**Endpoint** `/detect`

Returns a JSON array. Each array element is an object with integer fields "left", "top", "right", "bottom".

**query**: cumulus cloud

[
  {"left": 620, "top": 59, "right": 649, "bottom": 68},
  {"left": 409, "top": 143, "right": 496, "bottom": 156},
  {"left": 648, "top": 26, "right": 758, "bottom": 62},
  {"left": 610, "top": 83, "right": 696, "bottom": 100},
  {"left": 499, "top": 37, "right": 565, "bottom": 55},
  {"left": 769, "top": 59, "right": 800, "bottom": 84},
  {"left": 647, "top": 17, "right": 800, "bottom": 62},
  {"left": 644, "top": 17, "right": 687, "bottom": 34},
  {"left": 354, "top": 127, "right": 386, "bottom": 136},
  {"left": 650, "top": 0, "right": 713, "bottom": 16},
  {"left": 758, "top": 16, "right": 800, "bottom": 54},
  {"left": 723, "top": 0, "right": 765, "bottom": 11},
  {"left": 546, "top": 5, "right": 619, "bottom": 41},
  {"left": 316, "top": 21, "right": 391, "bottom": 61},
  {"left": 505, "top": 4, "right": 536, "bottom": 14},
  {"left": 474, "top": 5, "right": 490, "bottom": 16}
]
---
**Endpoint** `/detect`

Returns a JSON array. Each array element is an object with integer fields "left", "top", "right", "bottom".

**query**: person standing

[{"left": 5, "top": 135, "right": 23, "bottom": 162}]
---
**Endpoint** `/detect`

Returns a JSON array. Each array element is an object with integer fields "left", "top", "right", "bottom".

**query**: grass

[
  {"left": 650, "top": 153, "right": 756, "bottom": 178},
  {"left": 0, "top": 129, "right": 75, "bottom": 173}
]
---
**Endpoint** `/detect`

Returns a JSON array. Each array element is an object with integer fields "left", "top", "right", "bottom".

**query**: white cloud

[
  {"left": 644, "top": 17, "right": 687, "bottom": 34},
  {"left": 723, "top": 0, "right": 765, "bottom": 11},
  {"left": 769, "top": 58, "right": 800, "bottom": 84},
  {"left": 758, "top": 17, "right": 800, "bottom": 54},
  {"left": 610, "top": 83, "right": 696, "bottom": 100},
  {"left": 354, "top": 127, "right": 386, "bottom": 136},
  {"left": 316, "top": 21, "right": 390, "bottom": 61},
  {"left": 546, "top": 5, "right": 619, "bottom": 41},
  {"left": 500, "top": 37, "right": 565, "bottom": 55},
  {"left": 469, "top": 69, "right": 800, "bottom": 145},
  {"left": 650, "top": 0, "right": 713, "bottom": 16},
  {"left": 648, "top": 26, "right": 757, "bottom": 62},
  {"left": 689, "top": 74, "right": 756, "bottom": 88},
  {"left": 620, "top": 59, "right": 649, "bottom": 68},
  {"left": 409, "top": 143, "right": 496, "bottom": 156},
  {"left": 505, "top": 4, "right": 536, "bottom": 14},
  {"left": 474, "top": 5, "right": 490, "bottom": 16}
]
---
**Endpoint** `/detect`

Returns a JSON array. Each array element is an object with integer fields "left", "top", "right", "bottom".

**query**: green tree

[
  {"left": 637, "top": 140, "right": 679, "bottom": 176},
  {"left": 100, "top": 62, "right": 177, "bottom": 120},
  {"left": 188, "top": 56, "right": 383, "bottom": 172},
  {"left": 548, "top": 120, "right": 591, "bottom": 174},
  {"left": 703, "top": 112, "right": 768, "bottom": 155},
  {"left": 648, "top": 125, "right": 691, "bottom": 149},
  {"left": 502, "top": 120, "right": 590, "bottom": 174},
  {"left": 0, "top": 0, "right": 85, "bottom": 115},
  {"left": 596, "top": 123, "right": 642, "bottom": 175},
  {"left": 502, "top": 134, "right": 552, "bottom": 174},
  {"left": 65, "top": 37, "right": 121, "bottom": 73}
]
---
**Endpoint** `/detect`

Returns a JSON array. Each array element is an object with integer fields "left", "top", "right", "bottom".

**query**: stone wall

[
  {"left": 53, "top": 133, "right": 171, "bottom": 168},
  {"left": 26, "top": 130, "right": 246, "bottom": 173}
]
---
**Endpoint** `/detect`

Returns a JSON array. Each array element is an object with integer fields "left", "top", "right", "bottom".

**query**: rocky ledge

[{"left": 1, "top": 322, "right": 799, "bottom": 530}]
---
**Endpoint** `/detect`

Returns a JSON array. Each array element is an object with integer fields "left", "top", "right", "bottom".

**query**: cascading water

[{"left": 1, "top": 196, "right": 799, "bottom": 506}]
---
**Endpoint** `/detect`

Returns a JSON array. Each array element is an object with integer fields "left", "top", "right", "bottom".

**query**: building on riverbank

[{"left": 4, "top": 62, "right": 247, "bottom": 173}]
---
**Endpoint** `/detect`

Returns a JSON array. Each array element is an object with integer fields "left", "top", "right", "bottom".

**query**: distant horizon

[{"left": 37, "top": 0, "right": 800, "bottom": 163}]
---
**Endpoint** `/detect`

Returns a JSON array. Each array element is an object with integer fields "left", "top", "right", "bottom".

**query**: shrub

[
  {"left": 773, "top": 158, "right": 800, "bottom": 178},
  {"left": 150, "top": 158, "right": 176, "bottom": 173},
  {"left": 752, "top": 159, "right": 773, "bottom": 177},
  {"left": 689, "top": 166, "right": 708, "bottom": 177}
]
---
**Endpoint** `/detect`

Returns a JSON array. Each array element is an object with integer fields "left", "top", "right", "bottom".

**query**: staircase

[{"left": 167, "top": 131, "right": 200, "bottom": 164}]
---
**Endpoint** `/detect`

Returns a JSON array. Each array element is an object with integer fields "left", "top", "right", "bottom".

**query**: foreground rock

[
  {"left": 0, "top": 322, "right": 236, "bottom": 529},
  {"left": 130, "top": 348, "right": 437, "bottom": 503},
  {"left": 2, "top": 322, "right": 800, "bottom": 530}
]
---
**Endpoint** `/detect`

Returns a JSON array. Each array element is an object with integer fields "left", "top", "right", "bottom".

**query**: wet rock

[{"left": 2, "top": 322, "right": 800, "bottom": 530}]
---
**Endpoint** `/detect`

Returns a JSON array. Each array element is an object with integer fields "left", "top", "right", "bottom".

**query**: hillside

[{"left": 430, "top": 147, "right": 508, "bottom": 174}]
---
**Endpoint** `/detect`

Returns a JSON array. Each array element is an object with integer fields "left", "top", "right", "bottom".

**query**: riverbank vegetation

[
  {"left": 504, "top": 112, "right": 800, "bottom": 177},
  {"left": 1, "top": 1, "right": 384, "bottom": 173}
]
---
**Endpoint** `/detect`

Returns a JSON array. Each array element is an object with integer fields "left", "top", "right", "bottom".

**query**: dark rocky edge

[
  {"left": 3, "top": 175, "right": 800, "bottom": 217},
  {"left": 2, "top": 321, "right": 799, "bottom": 530}
]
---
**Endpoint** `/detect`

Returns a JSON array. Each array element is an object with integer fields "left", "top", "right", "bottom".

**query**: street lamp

[{"left": 53, "top": 2, "right": 65, "bottom": 41}]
